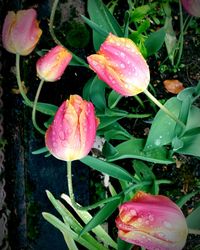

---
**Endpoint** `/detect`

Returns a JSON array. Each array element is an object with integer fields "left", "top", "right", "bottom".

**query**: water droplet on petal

[
  {"left": 59, "top": 131, "right": 65, "bottom": 140},
  {"left": 163, "top": 221, "right": 172, "bottom": 229},
  {"left": 148, "top": 214, "right": 154, "bottom": 221}
]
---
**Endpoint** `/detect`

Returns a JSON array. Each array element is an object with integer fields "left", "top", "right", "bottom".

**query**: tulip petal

[
  {"left": 2, "top": 11, "right": 16, "bottom": 54},
  {"left": 45, "top": 95, "right": 98, "bottom": 161},
  {"left": 12, "top": 9, "right": 42, "bottom": 55},
  {"left": 36, "top": 45, "right": 72, "bottom": 82},
  {"left": 2, "top": 9, "right": 42, "bottom": 55},
  {"left": 87, "top": 33, "right": 150, "bottom": 96},
  {"left": 88, "top": 54, "right": 142, "bottom": 96},
  {"left": 116, "top": 191, "right": 188, "bottom": 250}
]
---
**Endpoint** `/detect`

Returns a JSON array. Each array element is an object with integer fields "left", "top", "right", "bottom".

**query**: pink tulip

[
  {"left": 181, "top": 0, "right": 200, "bottom": 17},
  {"left": 115, "top": 191, "right": 188, "bottom": 250},
  {"left": 2, "top": 9, "right": 42, "bottom": 56},
  {"left": 87, "top": 33, "right": 150, "bottom": 96},
  {"left": 36, "top": 45, "right": 72, "bottom": 82},
  {"left": 45, "top": 95, "right": 99, "bottom": 161}
]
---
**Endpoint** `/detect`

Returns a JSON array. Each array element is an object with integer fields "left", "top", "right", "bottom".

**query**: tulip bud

[
  {"left": 181, "top": 0, "right": 200, "bottom": 17},
  {"left": 36, "top": 45, "right": 72, "bottom": 82},
  {"left": 45, "top": 95, "right": 99, "bottom": 161},
  {"left": 87, "top": 33, "right": 150, "bottom": 97},
  {"left": 115, "top": 191, "right": 188, "bottom": 250},
  {"left": 2, "top": 9, "right": 42, "bottom": 56}
]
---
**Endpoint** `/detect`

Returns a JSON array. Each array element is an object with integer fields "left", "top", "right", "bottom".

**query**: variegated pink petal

[{"left": 36, "top": 45, "right": 72, "bottom": 82}]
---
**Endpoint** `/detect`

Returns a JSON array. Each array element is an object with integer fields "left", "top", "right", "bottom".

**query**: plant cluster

[{"left": 2, "top": 0, "right": 200, "bottom": 249}]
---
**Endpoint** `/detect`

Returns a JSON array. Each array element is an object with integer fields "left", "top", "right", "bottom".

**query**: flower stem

[
  {"left": 32, "top": 79, "right": 46, "bottom": 135},
  {"left": 16, "top": 54, "right": 32, "bottom": 106},
  {"left": 67, "top": 161, "right": 151, "bottom": 211},
  {"left": 188, "top": 228, "right": 200, "bottom": 235},
  {"left": 49, "top": 0, "right": 62, "bottom": 46},
  {"left": 143, "top": 88, "right": 185, "bottom": 128}
]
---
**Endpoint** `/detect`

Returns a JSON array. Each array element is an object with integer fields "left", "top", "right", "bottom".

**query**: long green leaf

[
  {"left": 145, "top": 27, "right": 166, "bottom": 57},
  {"left": 42, "top": 213, "right": 99, "bottom": 250},
  {"left": 107, "top": 139, "right": 174, "bottom": 164},
  {"left": 25, "top": 101, "right": 58, "bottom": 116},
  {"left": 61, "top": 194, "right": 117, "bottom": 249},
  {"left": 83, "top": 76, "right": 106, "bottom": 111},
  {"left": 186, "top": 205, "right": 200, "bottom": 229},
  {"left": 46, "top": 191, "right": 107, "bottom": 250},
  {"left": 80, "top": 198, "right": 120, "bottom": 236},
  {"left": 87, "top": 0, "right": 123, "bottom": 50},
  {"left": 80, "top": 155, "right": 134, "bottom": 182},
  {"left": 145, "top": 97, "right": 181, "bottom": 150}
]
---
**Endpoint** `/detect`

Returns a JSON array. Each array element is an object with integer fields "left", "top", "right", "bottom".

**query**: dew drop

[
  {"left": 155, "top": 139, "right": 161, "bottom": 146},
  {"left": 120, "top": 63, "right": 125, "bottom": 69},
  {"left": 59, "top": 131, "right": 65, "bottom": 140},
  {"left": 163, "top": 221, "right": 172, "bottom": 229},
  {"left": 148, "top": 214, "right": 154, "bottom": 221}
]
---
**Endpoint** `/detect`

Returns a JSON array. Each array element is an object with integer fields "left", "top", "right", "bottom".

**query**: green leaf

[
  {"left": 145, "top": 27, "right": 166, "bottom": 57},
  {"left": 61, "top": 194, "right": 117, "bottom": 249},
  {"left": 175, "top": 134, "right": 200, "bottom": 157},
  {"left": 81, "top": 15, "right": 108, "bottom": 39},
  {"left": 97, "top": 115, "right": 124, "bottom": 129},
  {"left": 80, "top": 155, "right": 134, "bottom": 182},
  {"left": 186, "top": 205, "right": 200, "bottom": 229},
  {"left": 145, "top": 97, "right": 181, "bottom": 150},
  {"left": 107, "top": 139, "right": 174, "bottom": 164},
  {"left": 42, "top": 213, "right": 99, "bottom": 250},
  {"left": 80, "top": 198, "right": 120, "bottom": 236},
  {"left": 133, "top": 160, "right": 159, "bottom": 194},
  {"left": 130, "top": 5, "right": 151, "bottom": 22},
  {"left": 182, "top": 127, "right": 200, "bottom": 137},
  {"left": 108, "top": 90, "right": 123, "bottom": 109},
  {"left": 164, "top": 16, "right": 177, "bottom": 64},
  {"left": 46, "top": 191, "right": 107, "bottom": 250},
  {"left": 32, "top": 147, "right": 48, "bottom": 155},
  {"left": 133, "top": 160, "right": 155, "bottom": 181},
  {"left": 83, "top": 76, "right": 106, "bottom": 111},
  {"left": 176, "top": 191, "right": 199, "bottom": 208},
  {"left": 25, "top": 101, "right": 58, "bottom": 116},
  {"left": 117, "top": 238, "right": 132, "bottom": 250},
  {"left": 87, "top": 0, "right": 123, "bottom": 50},
  {"left": 98, "top": 122, "right": 133, "bottom": 141},
  {"left": 174, "top": 95, "right": 191, "bottom": 136}
]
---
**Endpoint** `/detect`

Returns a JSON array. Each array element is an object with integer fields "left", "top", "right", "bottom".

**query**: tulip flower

[
  {"left": 115, "top": 191, "right": 188, "bottom": 250},
  {"left": 87, "top": 33, "right": 150, "bottom": 96},
  {"left": 36, "top": 45, "right": 72, "bottom": 82},
  {"left": 2, "top": 9, "right": 42, "bottom": 56},
  {"left": 45, "top": 95, "right": 99, "bottom": 161},
  {"left": 181, "top": 0, "right": 200, "bottom": 17}
]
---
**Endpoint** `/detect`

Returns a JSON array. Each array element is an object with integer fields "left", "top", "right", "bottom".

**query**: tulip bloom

[
  {"left": 45, "top": 95, "right": 99, "bottom": 161},
  {"left": 87, "top": 33, "right": 150, "bottom": 96},
  {"left": 36, "top": 45, "right": 72, "bottom": 82},
  {"left": 181, "top": 0, "right": 200, "bottom": 17},
  {"left": 2, "top": 9, "right": 42, "bottom": 56},
  {"left": 115, "top": 191, "right": 188, "bottom": 250}
]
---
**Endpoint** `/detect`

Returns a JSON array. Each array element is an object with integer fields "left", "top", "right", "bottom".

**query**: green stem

[
  {"left": 188, "top": 228, "right": 200, "bottom": 235},
  {"left": 32, "top": 79, "right": 46, "bottom": 135},
  {"left": 175, "top": 0, "right": 184, "bottom": 69},
  {"left": 16, "top": 54, "right": 32, "bottom": 106},
  {"left": 67, "top": 161, "right": 150, "bottom": 211},
  {"left": 143, "top": 88, "right": 185, "bottom": 128},
  {"left": 49, "top": 0, "right": 62, "bottom": 46},
  {"left": 67, "top": 161, "right": 119, "bottom": 210}
]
